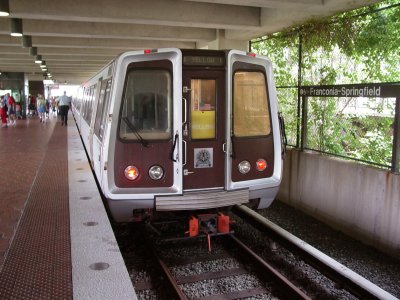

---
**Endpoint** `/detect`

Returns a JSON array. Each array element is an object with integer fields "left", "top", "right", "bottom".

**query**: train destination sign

[
  {"left": 183, "top": 55, "right": 225, "bottom": 66},
  {"left": 299, "top": 84, "right": 400, "bottom": 98}
]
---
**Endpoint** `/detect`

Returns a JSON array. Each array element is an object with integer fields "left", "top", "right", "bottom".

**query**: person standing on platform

[
  {"left": 1, "top": 95, "right": 8, "bottom": 128},
  {"left": 7, "top": 93, "right": 16, "bottom": 126},
  {"left": 28, "top": 94, "right": 36, "bottom": 116},
  {"left": 15, "top": 94, "right": 22, "bottom": 120},
  {"left": 58, "top": 91, "right": 70, "bottom": 126},
  {"left": 36, "top": 94, "right": 46, "bottom": 123}
]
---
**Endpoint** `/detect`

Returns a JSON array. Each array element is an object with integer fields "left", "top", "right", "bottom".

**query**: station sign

[{"left": 299, "top": 83, "right": 400, "bottom": 98}]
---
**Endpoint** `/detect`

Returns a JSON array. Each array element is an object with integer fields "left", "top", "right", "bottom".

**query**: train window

[
  {"left": 119, "top": 69, "right": 172, "bottom": 141},
  {"left": 86, "top": 85, "right": 96, "bottom": 124},
  {"left": 190, "top": 79, "right": 216, "bottom": 139},
  {"left": 233, "top": 71, "right": 271, "bottom": 137},
  {"left": 99, "top": 80, "right": 112, "bottom": 140},
  {"left": 82, "top": 85, "right": 96, "bottom": 124},
  {"left": 94, "top": 79, "right": 111, "bottom": 140}
]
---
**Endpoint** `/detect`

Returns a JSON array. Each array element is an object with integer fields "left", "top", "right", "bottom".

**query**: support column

[
  {"left": 392, "top": 96, "right": 400, "bottom": 173},
  {"left": 300, "top": 96, "right": 308, "bottom": 151}
]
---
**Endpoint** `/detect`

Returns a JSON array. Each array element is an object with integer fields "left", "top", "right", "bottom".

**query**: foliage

[
  {"left": 251, "top": 0, "right": 399, "bottom": 168},
  {"left": 306, "top": 97, "right": 395, "bottom": 166}
]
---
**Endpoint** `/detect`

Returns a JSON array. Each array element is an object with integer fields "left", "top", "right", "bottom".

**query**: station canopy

[{"left": 0, "top": 0, "right": 380, "bottom": 85}]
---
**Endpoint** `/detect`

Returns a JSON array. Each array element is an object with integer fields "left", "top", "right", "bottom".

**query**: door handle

[
  {"left": 182, "top": 97, "right": 187, "bottom": 125},
  {"left": 184, "top": 169, "right": 194, "bottom": 176},
  {"left": 183, "top": 140, "right": 187, "bottom": 166}
]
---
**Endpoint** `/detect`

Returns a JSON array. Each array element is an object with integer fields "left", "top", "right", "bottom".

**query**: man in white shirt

[{"left": 59, "top": 91, "right": 69, "bottom": 126}]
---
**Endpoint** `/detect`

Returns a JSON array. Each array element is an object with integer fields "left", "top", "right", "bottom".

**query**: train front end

[{"left": 103, "top": 48, "right": 283, "bottom": 225}]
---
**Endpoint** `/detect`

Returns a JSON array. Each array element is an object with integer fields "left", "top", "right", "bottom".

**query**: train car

[{"left": 72, "top": 48, "right": 283, "bottom": 235}]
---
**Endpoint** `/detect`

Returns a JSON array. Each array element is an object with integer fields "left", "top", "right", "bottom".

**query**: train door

[
  {"left": 111, "top": 49, "right": 183, "bottom": 198},
  {"left": 182, "top": 70, "right": 226, "bottom": 190},
  {"left": 225, "top": 50, "right": 282, "bottom": 198}
]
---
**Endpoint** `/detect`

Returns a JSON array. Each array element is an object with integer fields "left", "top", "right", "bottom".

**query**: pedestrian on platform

[
  {"left": 36, "top": 94, "right": 46, "bottom": 123},
  {"left": 1, "top": 96, "right": 8, "bottom": 128},
  {"left": 28, "top": 94, "right": 36, "bottom": 116},
  {"left": 7, "top": 93, "right": 16, "bottom": 126},
  {"left": 50, "top": 97, "right": 57, "bottom": 117},
  {"left": 15, "top": 94, "right": 22, "bottom": 120},
  {"left": 45, "top": 98, "right": 50, "bottom": 119},
  {"left": 58, "top": 91, "right": 69, "bottom": 126}
]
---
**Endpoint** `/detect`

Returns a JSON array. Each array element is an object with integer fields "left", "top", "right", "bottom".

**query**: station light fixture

[
  {"left": 22, "top": 35, "right": 32, "bottom": 48},
  {"left": 35, "top": 55, "right": 42, "bottom": 63},
  {"left": 10, "top": 18, "right": 23, "bottom": 37},
  {"left": 0, "top": 0, "right": 10, "bottom": 17},
  {"left": 43, "top": 79, "right": 54, "bottom": 85},
  {"left": 40, "top": 60, "right": 46, "bottom": 68}
]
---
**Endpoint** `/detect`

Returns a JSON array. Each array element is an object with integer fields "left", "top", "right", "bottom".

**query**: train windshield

[
  {"left": 233, "top": 71, "right": 271, "bottom": 137},
  {"left": 119, "top": 69, "right": 172, "bottom": 141}
]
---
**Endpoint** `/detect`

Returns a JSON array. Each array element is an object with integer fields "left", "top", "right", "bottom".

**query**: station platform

[{"left": 0, "top": 114, "right": 137, "bottom": 299}]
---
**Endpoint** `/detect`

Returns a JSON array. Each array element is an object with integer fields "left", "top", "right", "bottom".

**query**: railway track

[
  {"left": 117, "top": 221, "right": 310, "bottom": 299},
  {"left": 114, "top": 206, "right": 397, "bottom": 300},
  {"left": 232, "top": 205, "right": 397, "bottom": 300},
  {"left": 148, "top": 233, "right": 310, "bottom": 300}
]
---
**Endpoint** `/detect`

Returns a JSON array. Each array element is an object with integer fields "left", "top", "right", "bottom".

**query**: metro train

[{"left": 72, "top": 48, "right": 283, "bottom": 235}]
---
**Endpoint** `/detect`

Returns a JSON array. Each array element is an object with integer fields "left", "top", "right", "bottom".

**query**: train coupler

[{"left": 186, "top": 213, "right": 232, "bottom": 251}]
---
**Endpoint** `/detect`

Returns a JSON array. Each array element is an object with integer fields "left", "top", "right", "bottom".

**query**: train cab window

[
  {"left": 190, "top": 79, "right": 216, "bottom": 139},
  {"left": 119, "top": 69, "right": 172, "bottom": 141},
  {"left": 233, "top": 71, "right": 271, "bottom": 137}
]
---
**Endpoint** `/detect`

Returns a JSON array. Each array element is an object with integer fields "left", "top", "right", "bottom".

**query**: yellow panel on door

[{"left": 191, "top": 111, "right": 215, "bottom": 139}]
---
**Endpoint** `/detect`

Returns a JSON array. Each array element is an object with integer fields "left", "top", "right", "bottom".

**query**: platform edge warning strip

[{"left": 0, "top": 125, "right": 72, "bottom": 299}]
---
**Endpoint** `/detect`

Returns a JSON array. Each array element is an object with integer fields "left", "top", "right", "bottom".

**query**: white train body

[{"left": 72, "top": 48, "right": 283, "bottom": 222}]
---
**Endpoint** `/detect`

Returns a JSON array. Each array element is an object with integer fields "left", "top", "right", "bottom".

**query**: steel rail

[
  {"left": 233, "top": 204, "right": 398, "bottom": 300},
  {"left": 151, "top": 244, "right": 188, "bottom": 300},
  {"left": 228, "top": 234, "right": 311, "bottom": 300}
]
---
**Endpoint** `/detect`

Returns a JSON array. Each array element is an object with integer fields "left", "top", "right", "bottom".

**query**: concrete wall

[{"left": 278, "top": 149, "right": 400, "bottom": 258}]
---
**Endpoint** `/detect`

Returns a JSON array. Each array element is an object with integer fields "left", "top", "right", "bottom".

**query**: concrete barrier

[{"left": 278, "top": 149, "right": 400, "bottom": 258}]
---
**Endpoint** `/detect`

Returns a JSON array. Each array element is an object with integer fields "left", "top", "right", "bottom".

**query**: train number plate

[{"left": 194, "top": 148, "right": 213, "bottom": 168}]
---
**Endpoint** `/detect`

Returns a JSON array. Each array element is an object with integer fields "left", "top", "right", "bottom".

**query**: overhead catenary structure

[{"left": 0, "top": 0, "right": 380, "bottom": 85}]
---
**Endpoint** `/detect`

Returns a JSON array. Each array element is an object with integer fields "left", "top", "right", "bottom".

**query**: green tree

[{"left": 251, "top": 0, "right": 399, "bottom": 168}]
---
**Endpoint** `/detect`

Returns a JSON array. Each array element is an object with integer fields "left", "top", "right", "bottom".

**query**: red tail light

[
  {"left": 124, "top": 165, "right": 139, "bottom": 180},
  {"left": 256, "top": 159, "right": 267, "bottom": 171},
  {"left": 144, "top": 49, "right": 158, "bottom": 54}
]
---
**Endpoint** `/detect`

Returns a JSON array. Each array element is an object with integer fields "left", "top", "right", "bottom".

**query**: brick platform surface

[{"left": 0, "top": 115, "right": 72, "bottom": 299}]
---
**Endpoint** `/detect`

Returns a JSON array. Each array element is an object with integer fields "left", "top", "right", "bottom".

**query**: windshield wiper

[{"left": 122, "top": 117, "right": 149, "bottom": 148}]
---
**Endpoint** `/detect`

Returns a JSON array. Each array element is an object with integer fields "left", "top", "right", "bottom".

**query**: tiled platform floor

[
  {"left": 0, "top": 114, "right": 72, "bottom": 299},
  {"left": 0, "top": 113, "right": 136, "bottom": 300}
]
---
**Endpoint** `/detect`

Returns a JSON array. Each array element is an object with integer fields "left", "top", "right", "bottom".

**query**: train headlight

[
  {"left": 124, "top": 165, "right": 139, "bottom": 181},
  {"left": 149, "top": 165, "right": 164, "bottom": 180},
  {"left": 256, "top": 159, "right": 267, "bottom": 171},
  {"left": 238, "top": 160, "right": 251, "bottom": 174}
]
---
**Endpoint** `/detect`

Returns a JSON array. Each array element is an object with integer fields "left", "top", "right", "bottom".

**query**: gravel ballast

[{"left": 249, "top": 200, "right": 400, "bottom": 298}]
